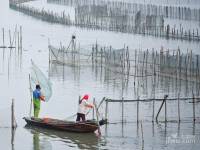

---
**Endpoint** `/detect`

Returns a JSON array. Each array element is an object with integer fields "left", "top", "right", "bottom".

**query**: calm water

[{"left": 0, "top": 0, "right": 200, "bottom": 150}]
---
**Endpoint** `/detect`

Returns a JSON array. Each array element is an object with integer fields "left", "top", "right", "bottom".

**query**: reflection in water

[
  {"left": 33, "top": 132, "right": 40, "bottom": 150},
  {"left": 25, "top": 125, "right": 101, "bottom": 150},
  {"left": 29, "top": 127, "right": 52, "bottom": 150},
  {"left": 11, "top": 128, "right": 16, "bottom": 150}
]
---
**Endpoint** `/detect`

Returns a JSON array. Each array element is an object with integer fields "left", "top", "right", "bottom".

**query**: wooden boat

[{"left": 23, "top": 117, "right": 106, "bottom": 133}]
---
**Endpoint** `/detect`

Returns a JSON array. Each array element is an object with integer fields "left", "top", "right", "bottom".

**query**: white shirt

[{"left": 77, "top": 100, "right": 90, "bottom": 115}]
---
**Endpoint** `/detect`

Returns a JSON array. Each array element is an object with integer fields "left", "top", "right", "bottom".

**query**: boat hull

[{"left": 23, "top": 117, "right": 99, "bottom": 133}]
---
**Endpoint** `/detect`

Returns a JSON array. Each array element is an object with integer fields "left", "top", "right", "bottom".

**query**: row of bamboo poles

[
  {"left": 48, "top": 38, "right": 200, "bottom": 124},
  {"left": 75, "top": 5, "right": 199, "bottom": 41},
  {"left": 91, "top": 44, "right": 200, "bottom": 82},
  {"left": 49, "top": 45, "right": 200, "bottom": 123},
  {"left": 0, "top": 26, "right": 23, "bottom": 80},
  {"left": 9, "top": 2, "right": 72, "bottom": 25},
  {"left": 9, "top": 1, "right": 200, "bottom": 41},
  {"left": 104, "top": 95, "right": 199, "bottom": 123},
  {"left": 49, "top": 41, "right": 200, "bottom": 84},
  {"left": 10, "top": 0, "right": 35, "bottom": 4},
  {"left": 47, "top": 0, "right": 200, "bottom": 22},
  {"left": 0, "top": 26, "right": 23, "bottom": 50}
]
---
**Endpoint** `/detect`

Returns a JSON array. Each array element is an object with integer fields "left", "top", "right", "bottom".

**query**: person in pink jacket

[{"left": 76, "top": 94, "right": 94, "bottom": 122}]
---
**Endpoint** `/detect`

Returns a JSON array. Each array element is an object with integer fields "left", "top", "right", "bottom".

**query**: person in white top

[{"left": 76, "top": 94, "right": 94, "bottom": 122}]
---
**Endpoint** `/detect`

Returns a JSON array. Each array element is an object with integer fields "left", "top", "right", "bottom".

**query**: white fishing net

[{"left": 30, "top": 60, "right": 52, "bottom": 102}]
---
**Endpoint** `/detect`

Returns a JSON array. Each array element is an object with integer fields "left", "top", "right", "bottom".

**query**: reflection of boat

[
  {"left": 25, "top": 124, "right": 100, "bottom": 150},
  {"left": 24, "top": 117, "right": 106, "bottom": 133}
]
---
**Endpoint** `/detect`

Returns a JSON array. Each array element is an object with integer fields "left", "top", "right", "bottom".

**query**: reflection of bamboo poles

[
  {"left": 141, "top": 121, "right": 144, "bottom": 150},
  {"left": 11, "top": 126, "right": 16, "bottom": 149}
]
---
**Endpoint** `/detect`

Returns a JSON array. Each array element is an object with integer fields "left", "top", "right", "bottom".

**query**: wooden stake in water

[
  {"left": 156, "top": 95, "right": 168, "bottom": 122},
  {"left": 17, "top": 32, "right": 20, "bottom": 53},
  {"left": 2, "top": 28, "right": 5, "bottom": 47},
  {"left": 20, "top": 26, "right": 22, "bottom": 51},
  {"left": 29, "top": 74, "right": 33, "bottom": 117},
  {"left": 78, "top": 95, "right": 81, "bottom": 104},
  {"left": 11, "top": 99, "right": 17, "bottom": 128},
  {"left": 165, "top": 96, "right": 167, "bottom": 122},
  {"left": 9, "top": 30, "right": 12, "bottom": 47},
  {"left": 105, "top": 100, "right": 108, "bottom": 120},
  {"left": 137, "top": 96, "right": 139, "bottom": 123},
  {"left": 192, "top": 93, "right": 196, "bottom": 122},
  {"left": 93, "top": 98, "right": 95, "bottom": 120},
  {"left": 178, "top": 93, "right": 180, "bottom": 122},
  {"left": 122, "top": 97, "right": 124, "bottom": 123}
]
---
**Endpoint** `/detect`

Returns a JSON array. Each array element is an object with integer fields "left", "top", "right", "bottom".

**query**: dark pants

[{"left": 76, "top": 113, "right": 86, "bottom": 122}]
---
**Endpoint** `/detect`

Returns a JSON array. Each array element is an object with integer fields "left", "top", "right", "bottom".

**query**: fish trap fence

[
  {"left": 48, "top": 0, "right": 200, "bottom": 22},
  {"left": 49, "top": 43, "right": 131, "bottom": 78},
  {"left": 9, "top": 1, "right": 200, "bottom": 42},
  {"left": 103, "top": 96, "right": 200, "bottom": 123},
  {"left": 49, "top": 42, "right": 200, "bottom": 82}
]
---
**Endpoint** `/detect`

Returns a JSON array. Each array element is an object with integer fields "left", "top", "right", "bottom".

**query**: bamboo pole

[
  {"left": 122, "top": 97, "right": 124, "bottom": 123},
  {"left": 192, "top": 93, "right": 196, "bottom": 122},
  {"left": 156, "top": 95, "right": 168, "bottom": 122},
  {"left": 14, "top": 27, "right": 17, "bottom": 50},
  {"left": 134, "top": 49, "right": 137, "bottom": 85},
  {"left": 11, "top": 99, "right": 17, "bottom": 128},
  {"left": 78, "top": 95, "right": 81, "bottom": 104},
  {"left": 20, "top": 26, "right": 22, "bottom": 50},
  {"left": 105, "top": 100, "right": 108, "bottom": 120},
  {"left": 9, "top": 30, "right": 12, "bottom": 47},
  {"left": 17, "top": 32, "right": 19, "bottom": 53},
  {"left": 29, "top": 74, "right": 33, "bottom": 117},
  {"left": 92, "top": 98, "right": 95, "bottom": 120},
  {"left": 165, "top": 95, "right": 167, "bottom": 122},
  {"left": 2, "top": 28, "right": 5, "bottom": 47},
  {"left": 152, "top": 76, "right": 156, "bottom": 122},
  {"left": 178, "top": 92, "right": 180, "bottom": 122},
  {"left": 137, "top": 96, "right": 139, "bottom": 123},
  {"left": 94, "top": 99, "right": 101, "bottom": 135}
]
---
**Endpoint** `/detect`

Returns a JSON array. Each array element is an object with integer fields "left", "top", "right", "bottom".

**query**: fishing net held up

[{"left": 30, "top": 60, "right": 52, "bottom": 102}]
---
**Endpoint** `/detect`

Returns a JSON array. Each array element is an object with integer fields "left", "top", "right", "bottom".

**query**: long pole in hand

[
  {"left": 94, "top": 99, "right": 101, "bottom": 136},
  {"left": 29, "top": 74, "right": 33, "bottom": 117}
]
